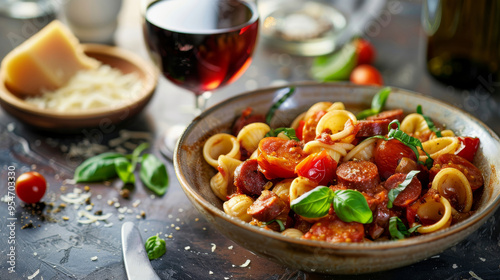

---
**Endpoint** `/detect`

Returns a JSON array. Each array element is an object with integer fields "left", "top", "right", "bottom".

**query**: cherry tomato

[
  {"left": 455, "top": 137, "right": 480, "bottom": 162},
  {"left": 374, "top": 139, "right": 416, "bottom": 180},
  {"left": 295, "top": 150, "right": 337, "bottom": 186},
  {"left": 16, "top": 171, "right": 47, "bottom": 203},
  {"left": 295, "top": 120, "right": 306, "bottom": 141},
  {"left": 355, "top": 38, "right": 376, "bottom": 65},
  {"left": 257, "top": 137, "right": 308, "bottom": 179},
  {"left": 302, "top": 110, "right": 326, "bottom": 143},
  {"left": 429, "top": 154, "right": 483, "bottom": 191},
  {"left": 350, "top": 65, "right": 384, "bottom": 86}
]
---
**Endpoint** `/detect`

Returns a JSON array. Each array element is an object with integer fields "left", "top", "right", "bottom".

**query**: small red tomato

[
  {"left": 350, "top": 65, "right": 384, "bottom": 86},
  {"left": 16, "top": 171, "right": 47, "bottom": 203},
  {"left": 455, "top": 137, "right": 480, "bottom": 162},
  {"left": 374, "top": 139, "right": 416, "bottom": 180},
  {"left": 257, "top": 137, "right": 308, "bottom": 179},
  {"left": 355, "top": 38, "right": 376, "bottom": 65},
  {"left": 295, "top": 120, "right": 305, "bottom": 141},
  {"left": 295, "top": 150, "right": 337, "bottom": 186}
]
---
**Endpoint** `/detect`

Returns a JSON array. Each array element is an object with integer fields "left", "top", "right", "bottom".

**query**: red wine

[{"left": 144, "top": 0, "right": 259, "bottom": 95}]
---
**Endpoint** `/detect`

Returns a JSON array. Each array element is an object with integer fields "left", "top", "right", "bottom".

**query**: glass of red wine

[{"left": 142, "top": 0, "right": 259, "bottom": 158}]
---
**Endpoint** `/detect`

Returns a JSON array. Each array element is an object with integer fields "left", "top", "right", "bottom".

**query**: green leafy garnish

[
  {"left": 262, "top": 219, "right": 285, "bottom": 232},
  {"left": 387, "top": 170, "right": 420, "bottom": 208},
  {"left": 388, "top": 216, "right": 421, "bottom": 240},
  {"left": 145, "top": 234, "right": 166, "bottom": 260},
  {"left": 266, "top": 87, "right": 296, "bottom": 124},
  {"left": 356, "top": 87, "right": 392, "bottom": 119},
  {"left": 290, "top": 187, "right": 373, "bottom": 224},
  {"left": 74, "top": 152, "right": 125, "bottom": 182},
  {"left": 73, "top": 143, "right": 169, "bottom": 196},
  {"left": 265, "top": 127, "right": 299, "bottom": 141},
  {"left": 140, "top": 154, "right": 169, "bottom": 196},
  {"left": 416, "top": 105, "right": 442, "bottom": 137},
  {"left": 370, "top": 120, "right": 434, "bottom": 169}
]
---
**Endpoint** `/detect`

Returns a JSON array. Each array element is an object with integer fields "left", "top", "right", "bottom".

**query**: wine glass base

[{"left": 159, "top": 124, "right": 186, "bottom": 160}]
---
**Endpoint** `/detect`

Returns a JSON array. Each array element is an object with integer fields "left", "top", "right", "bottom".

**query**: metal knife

[{"left": 121, "top": 222, "right": 161, "bottom": 280}]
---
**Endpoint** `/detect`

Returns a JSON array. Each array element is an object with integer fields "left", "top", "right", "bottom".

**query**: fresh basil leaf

[
  {"left": 114, "top": 157, "right": 135, "bottom": 184},
  {"left": 265, "top": 127, "right": 299, "bottom": 141},
  {"left": 416, "top": 105, "right": 442, "bottom": 138},
  {"left": 356, "top": 87, "right": 391, "bottom": 119},
  {"left": 262, "top": 219, "right": 285, "bottom": 232},
  {"left": 266, "top": 87, "right": 296, "bottom": 124},
  {"left": 389, "top": 216, "right": 421, "bottom": 240},
  {"left": 333, "top": 190, "right": 373, "bottom": 224},
  {"left": 74, "top": 153, "right": 125, "bottom": 182},
  {"left": 387, "top": 170, "right": 420, "bottom": 208},
  {"left": 131, "top": 142, "right": 150, "bottom": 164},
  {"left": 290, "top": 186, "right": 334, "bottom": 218},
  {"left": 145, "top": 234, "right": 166, "bottom": 260},
  {"left": 140, "top": 154, "right": 169, "bottom": 196}
]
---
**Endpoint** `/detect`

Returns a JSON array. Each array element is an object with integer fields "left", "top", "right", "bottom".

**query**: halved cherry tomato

[
  {"left": 455, "top": 137, "right": 480, "bottom": 163},
  {"left": 350, "top": 65, "right": 383, "bottom": 86},
  {"left": 374, "top": 139, "right": 416, "bottom": 180},
  {"left": 355, "top": 38, "right": 376, "bottom": 65},
  {"left": 295, "top": 150, "right": 337, "bottom": 186},
  {"left": 16, "top": 171, "right": 47, "bottom": 204},
  {"left": 296, "top": 120, "right": 306, "bottom": 141},
  {"left": 257, "top": 137, "right": 308, "bottom": 179}
]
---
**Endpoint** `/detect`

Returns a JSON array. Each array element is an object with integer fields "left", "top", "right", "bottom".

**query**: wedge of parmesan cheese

[{"left": 1, "top": 20, "right": 99, "bottom": 96}]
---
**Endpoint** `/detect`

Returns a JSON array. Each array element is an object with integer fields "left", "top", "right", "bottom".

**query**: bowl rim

[
  {"left": 174, "top": 82, "right": 500, "bottom": 251},
  {"left": 0, "top": 43, "right": 158, "bottom": 120}
]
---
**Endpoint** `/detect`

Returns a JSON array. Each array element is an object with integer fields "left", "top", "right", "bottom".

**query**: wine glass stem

[{"left": 194, "top": 91, "right": 212, "bottom": 115}]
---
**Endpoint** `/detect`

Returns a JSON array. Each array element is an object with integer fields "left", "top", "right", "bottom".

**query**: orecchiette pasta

[
  {"left": 400, "top": 113, "right": 428, "bottom": 135},
  {"left": 315, "top": 110, "right": 357, "bottom": 142},
  {"left": 210, "top": 155, "right": 242, "bottom": 201},
  {"left": 281, "top": 228, "right": 304, "bottom": 239},
  {"left": 304, "top": 102, "right": 333, "bottom": 121},
  {"left": 272, "top": 178, "right": 294, "bottom": 203},
  {"left": 237, "top": 122, "right": 271, "bottom": 154},
  {"left": 416, "top": 196, "right": 452, "bottom": 234},
  {"left": 419, "top": 136, "right": 460, "bottom": 161},
  {"left": 223, "top": 194, "right": 254, "bottom": 222},
  {"left": 303, "top": 140, "right": 354, "bottom": 162},
  {"left": 431, "top": 168, "right": 473, "bottom": 212},
  {"left": 203, "top": 133, "right": 240, "bottom": 168},
  {"left": 343, "top": 138, "right": 376, "bottom": 162}
]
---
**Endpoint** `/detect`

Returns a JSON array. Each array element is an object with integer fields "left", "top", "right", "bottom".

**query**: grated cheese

[
  {"left": 239, "top": 259, "right": 251, "bottom": 268},
  {"left": 25, "top": 64, "right": 142, "bottom": 112},
  {"left": 77, "top": 210, "right": 112, "bottom": 224},
  {"left": 27, "top": 269, "right": 40, "bottom": 279},
  {"left": 211, "top": 243, "right": 216, "bottom": 252}
]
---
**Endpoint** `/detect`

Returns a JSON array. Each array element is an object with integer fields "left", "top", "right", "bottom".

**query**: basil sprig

[
  {"left": 265, "top": 127, "right": 299, "bottom": 141},
  {"left": 262, "top": 219, "right": 285, "bottom": 232},
  {"left": 266, "top": 87, "right": 296, "bottom": 124},
  {"left": 388, "top": 216, "right": 421, "bottom": 240},
  {"left": 74, "top": 143, "right": 169, "bottom": 196},
  {"left": 387, "top": 170, "right": 420, "bottom": 208},
  {"left": 145, "top": 234, "right": 166, "bottom": 260},
  {"left": 370, "top": 120, "right": 434, "bottom": 169},
  {"left": 416, "top": 105, "right": 442, "bottom": 137},
  {"left": 356, "top": 87, "right": 392, "bottom": 119},
  {"left": 290, "top": 186, "right": 373, "bottom": 224}
]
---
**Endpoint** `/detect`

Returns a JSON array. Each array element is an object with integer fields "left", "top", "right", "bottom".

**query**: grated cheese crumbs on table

[
  {"left": 211, "top": 243, "right": 216, "bottom": 252},
  {"left": 132, "top": 200, "right": 141, "bottom": 208},
  {"left": 27, "top": 269, "right": 40, "bottom": 280},
  {"left": 104, "top": 223, "right": 114, "bottom": 228},
  {"left": 175, "top": 227, "right": 180, "bottom": 231},
  {"left": 184, "top": 246, "right": 190, "bottom": 251},
  {"left": 168, "top": 214, "right": 173, "bottom": 219},
  {"left": 195, "top": 218, "right": 199, "bottom": 222},
  {"left": 228, "top": 246, "right": 233, "bottom": 250},
  {"left": 239, "top": 260, "right": 251, "bottom": 268},
  {"left": 469, "top": 271, "right": 483, "bottom": 280},
  {"left": 209, "top": 271, "right": 213, "bottom": 275},
  {"left": 178, "top": 208, "right": 184, "bottom": 213},
  {"left": 25, "top": 64, "right": 142, "bottom": 112},
  {"left": 77, "top": 211, "right": 112, "bottom": 224},
  {"left": 91, "top": 256, "right": 98, "bottom": 261},
  {"left": 479, "top": 257, "right": 486, "bottom": 262},
  {"left": 452, "top": 264, "right": 458, "bottom": 269}
]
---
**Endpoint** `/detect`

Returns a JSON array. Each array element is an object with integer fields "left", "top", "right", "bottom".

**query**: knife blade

[{"left": 121, "top": 222, "right": 161, "bottom": 280}]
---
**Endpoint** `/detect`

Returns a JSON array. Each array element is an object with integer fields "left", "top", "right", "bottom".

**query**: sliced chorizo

[
  {"left": 356, "top": 119, "right": 391, "bottom": 137},
  {"left": 367, "top": 109, "right": 404, "bottom": 122},
  {"left": 232, "top": 107, "right": 266, "bottom": 136},
  {"left": 303, "top": 215, "right": 364, "bottom": 243},
  {"left": 384, "top": 173, "right": 422, "bottom": 207},
  {"left": 247, "top": 190, "right": 287, "bottom": 222},
  {"left": 429, "top": 154, "right": 483, "bottom": 190},
  {"left": 234, "top": 159, "right": 268, "bottom": 197},
  {"left": 336, "top": 160, "right": 380, "bottom": 193}
]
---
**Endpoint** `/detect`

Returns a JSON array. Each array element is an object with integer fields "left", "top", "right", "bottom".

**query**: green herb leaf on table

[
  {"left": 114, "top": 157, "right": 135, "bottom": 185},
  {"left": 290, "top": 186, "right": 334, "bottom": 218},
  {"left": 74, "top": 152, "right": 125, "bottom": 182},
  {"left": 389, "top": 216, "right": 421, "bottom": 240},
  {"left": 140, "top": 154, "right": 169, "bottom": 196},
  {"left": 356, "top": 87, "right": 392, "bottom": 119},
  {"left": 145, "top": 234, "right": 166, "bottom": 260},
  {"left": 333, "top": 190, "right": 373, "bottom": 224},
  {"left": 266, "top": 87, "right": 296, "bottom": 124},
  {"left": 265, "top": 127, "right": 299, "bottom": 141},
  {"left": 416, "top": 105, "right": 442, "bottom": 137},
  {"left": 387, "top": 170, "right": 420, "bottom": 208}
]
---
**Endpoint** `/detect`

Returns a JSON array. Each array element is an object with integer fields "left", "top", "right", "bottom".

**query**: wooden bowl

[
  {"left": 0, "top": 44, "right": 158, "bottom": 132},
  {"left": 174, "top": 82, "right": 500, "bottom": 274}
]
